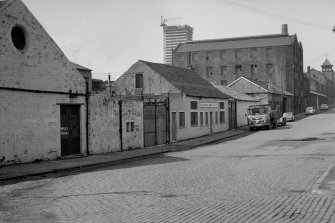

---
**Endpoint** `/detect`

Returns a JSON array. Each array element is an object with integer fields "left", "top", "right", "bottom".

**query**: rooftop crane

[{"left": 160, "top": 16, "right": 181, "bottom": 28}]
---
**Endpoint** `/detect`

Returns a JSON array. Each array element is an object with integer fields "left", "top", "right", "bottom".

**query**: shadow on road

[{"left": 0, "top": 154, "right": 189, "bottom": 186}]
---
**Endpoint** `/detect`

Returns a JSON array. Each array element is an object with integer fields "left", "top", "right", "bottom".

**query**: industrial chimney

[{"left": 281, "top": 24, "right": 288, "bottom": 35}]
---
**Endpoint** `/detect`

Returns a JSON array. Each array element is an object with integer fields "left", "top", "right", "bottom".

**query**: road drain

[{"left": 279, "top": 137, "right": 324, "bottom": 142}]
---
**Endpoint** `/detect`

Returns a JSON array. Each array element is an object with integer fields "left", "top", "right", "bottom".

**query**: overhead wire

[{"left": 215, "top": 0, "right": 331, "bottom": 30}]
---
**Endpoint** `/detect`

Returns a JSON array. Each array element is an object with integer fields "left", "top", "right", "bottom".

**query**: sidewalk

[{"left": 0, "top": 127, "right": 248, "bottom": 181}]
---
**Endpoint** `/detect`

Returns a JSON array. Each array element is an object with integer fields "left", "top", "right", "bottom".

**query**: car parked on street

[
  {"left": 283, "top": 112, "right": 294, "bottom": 122},
  {"left": 305, "top": 107, "right": 315, "bottom": 115},
  {"left": 320, "top": 104, "right": 328, "bottom": 110}
]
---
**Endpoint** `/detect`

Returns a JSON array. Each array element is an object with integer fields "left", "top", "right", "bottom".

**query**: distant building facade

[
  {"left": 321, "top": 58, "right": 335, "bottom": 105},
  {"left": 173, "top": 24, "right": 306, "bottom": 114},
  {"left": 306, "top": 58, "right": 335, "bottom": 108},
  {"left": 163, "top": 25, "right": 193, "bottom": 65}
]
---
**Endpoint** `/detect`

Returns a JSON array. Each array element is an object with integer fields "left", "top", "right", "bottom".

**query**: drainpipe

[
  {"left": 167, "top": 90, "right": 171, "bottom": 144},
  {"left": 119, "top": 99, "right": 123, "bottom": 151},
  {"left": 86, "top": 81, "right": 90, "bottom": 156}
]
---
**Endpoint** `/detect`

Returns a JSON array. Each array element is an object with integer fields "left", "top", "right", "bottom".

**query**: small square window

[
  {"left": 251, "top": 64, "right": 258, "bottom": 75},
  {"left": 220, "top": 50, "right": 227, "bottom": 61},
  {"left": 220, "top": 102, "right": 225, "bottom": 109},
  {"left": 266, "top": 63, "right": 273, "bottom": 75},
  {"left": 235, "top": 65, "right": 242, "bottom": 74},
  {"left": 221, "top": 80, "right": 227, "bottom": 86},
  {"left": 221, "top": 66, "right": 227, "bottom": 76},
  {"left": 206, "top": 67, "right": 213, "bottom": 76},
  {"left": 266, "top": 48, "right": 273, "bottom": 57},
  {"left": 190, "top": 101, "right": 198, "bottom": 110},
  {"left": 126, "top": 122, "right": 134, "bottom": 132},
  {"left": 250, "top": 48, "right": 258, "bottom": 58},
  {"left": 235, "top": 50, "right": 242, "bottom": 59},
  {"left": 206, "top": 52, "right": 213, "bottom": 62}
]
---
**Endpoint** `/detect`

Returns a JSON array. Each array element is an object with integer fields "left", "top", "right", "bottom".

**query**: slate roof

[
  {"left": 141, "top": 60, "right": 229, "bottom": 99},
  {"left": 211, "top": 84, "right": 259, "bottom": 101},
  {"left": 175, "top": 34, "right": 296, "bottom": 52},
  {"left": 0, "top": 0, "right": 8, "bottom": 8},
  {"left": 71, "top": 62, "right": 92, "bottom": 71},
  {"left": 322, "top": 58, "right": 333, "bottom": 66}
]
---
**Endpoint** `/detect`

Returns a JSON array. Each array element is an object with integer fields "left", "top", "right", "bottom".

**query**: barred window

[
  {"left": 126, "top": 122, "right": 134, "bottom": 132},
  {"left": 205, "top": 112, "right": 208, "bottom": 125}
]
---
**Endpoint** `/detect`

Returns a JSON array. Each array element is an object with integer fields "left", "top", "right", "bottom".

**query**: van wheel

[
  {"left": 249, "top": 127, "right": 254, "bottom": 131},
  {"left": 274, "top": 121, "right": 278, "bottom": 128}
]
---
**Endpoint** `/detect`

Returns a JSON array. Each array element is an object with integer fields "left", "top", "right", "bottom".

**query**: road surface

[{"left": 1, "top": 109, "right": 335, "bottom": 222}]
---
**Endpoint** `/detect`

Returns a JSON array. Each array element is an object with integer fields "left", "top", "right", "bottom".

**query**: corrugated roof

[
  {"left": 212, "top": 84, "right": 259, "bottom": 101},
  {"left": 175, "top": 34, "right": 296, "bottom": 52},
  {"left": 71, "top": 62, "right": 92, "bottom": 71},
  {"left": 141, "top": 60, "right": 229, "bottom": 99}
]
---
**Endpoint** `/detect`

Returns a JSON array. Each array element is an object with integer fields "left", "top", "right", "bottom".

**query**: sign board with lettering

[{"left": 199, "top": 103, "right": 218, "bottom": 108}]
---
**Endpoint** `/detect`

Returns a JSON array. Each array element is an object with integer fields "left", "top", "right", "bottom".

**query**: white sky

[{"left": 21, "top": 0, "right": 335, "bottom": 81}]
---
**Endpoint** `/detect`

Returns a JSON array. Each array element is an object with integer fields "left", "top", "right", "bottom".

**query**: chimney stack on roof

[{"left": 281, "top": 24, "right": 288, "bottom": 35}]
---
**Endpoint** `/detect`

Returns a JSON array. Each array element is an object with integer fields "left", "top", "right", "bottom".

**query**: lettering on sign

[
  {"left": 199, "top": 103, "right": 218, "bottom": 108},
  {"left": 61, "top": 126, "right": 69, "bottom": 136}
]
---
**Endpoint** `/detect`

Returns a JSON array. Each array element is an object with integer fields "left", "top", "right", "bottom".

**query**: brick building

[
  {"left": 173, "top": 24, "right": 306, "bottom": 113},
  {"left": 0, "top": 0, "right": 87, "bottom": 164},
  {"left": 321, "top": 58, "right": 335, "bottom": 105}
]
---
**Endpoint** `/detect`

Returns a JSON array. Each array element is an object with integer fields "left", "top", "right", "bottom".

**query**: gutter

[{"left": 0, "top": 86, "right": 86, "bottom": 96}]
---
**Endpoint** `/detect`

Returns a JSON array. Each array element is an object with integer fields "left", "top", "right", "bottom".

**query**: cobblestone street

[{"left": 1, "top": 110, "right": 335, "bottom": 222}]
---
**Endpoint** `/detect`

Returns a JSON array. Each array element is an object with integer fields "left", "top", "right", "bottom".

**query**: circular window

[{"left": 11, "top": 26, "right": 26, "bottom": 50}]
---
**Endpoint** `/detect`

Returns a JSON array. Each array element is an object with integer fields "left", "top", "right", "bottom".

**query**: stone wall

[{"left": 88, "top": 92, "right": 143, "bottom": 154}]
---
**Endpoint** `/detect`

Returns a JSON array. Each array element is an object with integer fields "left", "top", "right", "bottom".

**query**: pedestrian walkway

[{"left": 0, "top": 127, "right": 248, "bottom": 181}]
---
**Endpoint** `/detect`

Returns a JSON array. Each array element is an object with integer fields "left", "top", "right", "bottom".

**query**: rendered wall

[
  {"left": 0, "top": 90, "right": 86, "bottom": 165},
  {"left": 88, "top": 92, "right": 143, "bottom": 154},
  {"left": 0, "top": 0, "right": 87, "bottom": 165},
  {"left": 169, "top": 94, "right": 229, "bottom": 142}
]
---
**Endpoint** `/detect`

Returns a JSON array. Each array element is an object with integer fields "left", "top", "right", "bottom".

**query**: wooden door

[{"left": 60, "top": 106, "right": 80, "bottom": 156}]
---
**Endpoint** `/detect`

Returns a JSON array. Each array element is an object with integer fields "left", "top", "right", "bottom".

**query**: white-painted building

[
  {"left": 0, "top": 0, "right": 87, "bottom": 164},
  {"left": 114, "top": 60, "right": 230, "bottom": 144}
]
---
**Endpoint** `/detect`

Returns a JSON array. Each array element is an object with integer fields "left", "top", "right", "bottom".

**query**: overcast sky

[{"left": 22, "top": 0, "right": 335, "bottom": 81}]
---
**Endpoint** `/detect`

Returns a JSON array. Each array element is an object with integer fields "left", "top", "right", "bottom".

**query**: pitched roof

[
  {"left": 0, "top": 0, "right": 8, "bottom": 9},
  {"left": 212, "top": 84, "right": 259, "bottom": 101},
  {"left": 140, "top": 60, "right": 229, "bottom": 99},
  {"left": 175, "top": 34, "right": 296, "bottom": 52},
  {"left": 322, "top": 58, "right": 333, "bottom": 66},
  {"left": 71, "top": 62, "right": 92, "bottom": 71},
  {"left": 230, "top": 76, "right": 293, "bottom": 96}
]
